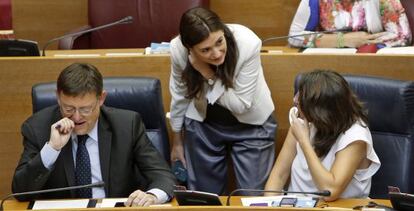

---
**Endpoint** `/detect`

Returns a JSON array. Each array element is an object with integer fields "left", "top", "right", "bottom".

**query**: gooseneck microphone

[
  {"left": 226, "top": 189, "right": 331, "bottom": 206},
  {"left": 41, "top": 16, "right": 134, "bottom": 56},
  {"left": 0, "top": 181, "right": 105, "bottom": 211},
  {"left": 262, "top": 27, "right": 352, "bottom": 44}
]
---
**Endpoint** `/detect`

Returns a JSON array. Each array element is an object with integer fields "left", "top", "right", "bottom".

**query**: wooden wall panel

[
  {"left": 11, "top": 0, "right": 300, "bottom": 49},
  {"left": 11, "top": 0, "right": 88, "bottom": 49},
  {"left": 211, "top": 0, "right": 301, "bottom": 45}
]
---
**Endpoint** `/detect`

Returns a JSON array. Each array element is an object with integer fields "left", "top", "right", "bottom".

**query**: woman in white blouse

[
  {"left": 265, "top": 70, "right": 380, "bottom": 201},
  {"left": 169, "top": 7, "right": 277, "bottom": 194}
]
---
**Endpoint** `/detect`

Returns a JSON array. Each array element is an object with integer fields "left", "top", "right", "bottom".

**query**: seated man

[{"left": 12, "top": 63, "right": 175, "bottom": 207}]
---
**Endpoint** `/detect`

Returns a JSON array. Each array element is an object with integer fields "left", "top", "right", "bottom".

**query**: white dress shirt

[{"left": 288, "top": 121, "right": 381, "bottom": 198}]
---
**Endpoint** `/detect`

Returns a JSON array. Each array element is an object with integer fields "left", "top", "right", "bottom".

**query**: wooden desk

[
  {"left": 2, "top": 196, "right": 393, "bottom": 210},
  {"left": 1, "top": 49, "right": 414, "bottom": 197}
]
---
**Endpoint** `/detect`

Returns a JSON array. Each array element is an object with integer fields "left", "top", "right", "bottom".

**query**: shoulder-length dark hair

[
  {"left": 179, "top": 7, "right": 238, "bottom": 99},
  {"left": 297, "top": 70, "right": 368, "bottom": 158}
]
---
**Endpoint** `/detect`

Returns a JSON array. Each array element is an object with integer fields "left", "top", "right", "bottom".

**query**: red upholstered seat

[{"left": 59, "top": 0, "right": 209, "bottom": 49}]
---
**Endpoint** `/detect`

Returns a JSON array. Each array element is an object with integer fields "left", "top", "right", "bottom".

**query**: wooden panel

[
  {"left": 1, "top": 52, "right": 414, "bottom": 196},
  {"left": 210, "top": 0, "right": 301, "bottom": 45},
  {"left": 11, "top": 0, "right": 300, "bottom": 49},
  {"left": 11, "top": 0, "right": 88, "bottom": 49}
]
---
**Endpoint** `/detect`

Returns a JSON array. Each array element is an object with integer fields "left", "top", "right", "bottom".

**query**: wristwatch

[{"left": 207, "top": 78, "right": 215, "bottom": 86}]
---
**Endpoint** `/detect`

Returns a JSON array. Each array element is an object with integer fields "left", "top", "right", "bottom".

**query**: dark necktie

[{"left": 75, "top": 134, "right": 92, "bottom": 198}]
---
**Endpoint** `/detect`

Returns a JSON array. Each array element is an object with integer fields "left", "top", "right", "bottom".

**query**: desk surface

[
  {"left": 43, "top": 46, "right": 298, "bottom": 57},
  {"left": 3, "top": 196, "right": 392, "bottom": 210}
]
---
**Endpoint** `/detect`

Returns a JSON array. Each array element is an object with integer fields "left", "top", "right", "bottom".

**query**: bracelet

[{"left": 337, "top": 32, "right": 345, "bottom": 48}]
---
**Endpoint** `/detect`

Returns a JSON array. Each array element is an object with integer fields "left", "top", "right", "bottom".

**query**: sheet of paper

[
  {"left": 32, "top": 199, "right": 90, "bottom": 210},
  {"left": 241, "top": 195, "right": 318, "bottom": 208},
  {"left": 53, "top": 54, "right": 100, "bottom": 57},
  {"left": 100, "top": 198, "right": 173, "bottom": 208},
  {"left": 302, "top": 48, "right": 357, "bottom": 54},
  {"left": 376, "top": 46, "right": 414, "bottom": 54},
  {"left": 105, "top": 52, "right": 143, "bottom": 56},
  {"left": 100, "top": 198, "right": 127, "bottom": 208},
  {"left": 241, "top": 195, "right": 285, "bottom": 206}
]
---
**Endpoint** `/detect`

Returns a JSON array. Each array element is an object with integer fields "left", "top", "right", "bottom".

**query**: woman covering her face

[
  {"left": 265, "top": 70, "right": 381, "bottom": 201},
  {"left": 169, "top": 7, "right": 277, "bottom": 194}
]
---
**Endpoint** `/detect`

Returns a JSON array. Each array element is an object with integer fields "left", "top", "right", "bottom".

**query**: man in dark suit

[{"left": 12, "top": 63, "right": 175, "bottom": 206}]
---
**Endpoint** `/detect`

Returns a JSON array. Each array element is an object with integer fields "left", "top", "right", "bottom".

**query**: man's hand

[
  {"left": 125, "top": 190, "right": 158, "bottom": 207},
  {"left": 48, "top": 118, "right": 74, "bottom": 150}
]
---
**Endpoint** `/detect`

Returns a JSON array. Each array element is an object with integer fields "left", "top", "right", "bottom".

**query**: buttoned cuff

[
  {"left": 147, "top": 188, "right": 169, "bottom": 204},
  {"left": 40, "top": 142, "right": 61, "bottom": 170}
]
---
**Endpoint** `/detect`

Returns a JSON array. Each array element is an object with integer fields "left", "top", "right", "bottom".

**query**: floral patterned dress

[{"left": 288, "top": 0, "right": 412, "bottom": 48}]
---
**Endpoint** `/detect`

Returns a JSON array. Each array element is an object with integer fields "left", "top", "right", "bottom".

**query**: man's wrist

[
  {"left": 47, "top": 141, "right": 62, "bottom": 151},
  {"left": 146, "top": 188, "right": 169, "bottom": 204}
]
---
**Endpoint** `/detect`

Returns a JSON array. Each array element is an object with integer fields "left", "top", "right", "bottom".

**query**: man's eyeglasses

[{"left": 60, "top": 100, "right": 99, "bottom": 116}]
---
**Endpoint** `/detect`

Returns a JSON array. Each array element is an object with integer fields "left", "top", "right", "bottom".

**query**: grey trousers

[{"left": 183, "top": 115, "right": 277, "bottom": 195}]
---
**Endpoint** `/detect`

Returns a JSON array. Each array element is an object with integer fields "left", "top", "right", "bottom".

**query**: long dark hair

[
  {"left": 297, "top": 70, "right": 368, "bottom": 158},
  {"left": 179, "top": 7, "right": 238, "bottom": 99}
]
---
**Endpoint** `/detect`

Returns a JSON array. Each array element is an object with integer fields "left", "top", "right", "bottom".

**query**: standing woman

[
  {"left": 265, "top": 70, "right": 381, "bottom": 201},
  {"left": 169, "top": 7, "right": 277, "bottom": 194}
]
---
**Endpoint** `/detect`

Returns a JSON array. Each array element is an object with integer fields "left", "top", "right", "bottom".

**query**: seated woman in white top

[{"left": 265, "top": 70, "right": 381, "bottom": 201}]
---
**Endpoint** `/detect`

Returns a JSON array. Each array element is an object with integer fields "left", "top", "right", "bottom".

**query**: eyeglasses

[{"left": 60, "top": 99, "right": 99, "bottom": 116}]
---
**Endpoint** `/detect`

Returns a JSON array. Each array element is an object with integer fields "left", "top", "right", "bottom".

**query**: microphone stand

[
  {"left": 0, "top": 181, "right": 104, "bottom": 211},
  {"left": 226, "top": 189, "right": 331, "bottom": 206},
  {"left": 41, "top": 16, "right": 133, "bottom": 56}
]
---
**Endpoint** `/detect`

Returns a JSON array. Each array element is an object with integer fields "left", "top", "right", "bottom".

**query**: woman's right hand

[{"left": 171, "top": 131, "right": 187, "bottom": 168}]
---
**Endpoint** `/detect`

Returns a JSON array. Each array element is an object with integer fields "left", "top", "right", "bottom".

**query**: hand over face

[
  {"left": 290, "top": 113, "right": 311, "bottom": 145},
  {"left": 49, "top": 117, "right": 75, "bottom": 150},
  {"left": 125, "top": 190, "right": 158, "bottom": 207}
]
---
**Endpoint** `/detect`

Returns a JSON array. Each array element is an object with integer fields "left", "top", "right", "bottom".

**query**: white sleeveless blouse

[{"left": 288, "top": 121, "right": 381, "bottom": 198}]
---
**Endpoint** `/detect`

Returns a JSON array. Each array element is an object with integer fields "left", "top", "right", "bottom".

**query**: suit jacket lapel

[{"left": 98, "top": 114, "right": 112, "bottom": 196}]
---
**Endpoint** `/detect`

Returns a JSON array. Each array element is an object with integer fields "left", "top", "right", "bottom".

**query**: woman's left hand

[{"left": 290, "top": 114, "right": 311, "bottom": 145}]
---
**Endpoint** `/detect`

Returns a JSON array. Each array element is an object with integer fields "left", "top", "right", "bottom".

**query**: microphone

[
  {"left": 262, "top": 27, "right": 352, "bottom": 44},
  {"left": 0, "top": 181, "right": 104, "bottom": 211},
  {"left": 41, "top": 16, "right": 134, "bottom": 56},
  {"left": 226, "top": 188, "right": 331, "bottom": 206}
]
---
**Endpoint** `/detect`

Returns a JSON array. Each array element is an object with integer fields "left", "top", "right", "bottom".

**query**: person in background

[
  {"left": 12, "top": 63, "right": 175, "bottom": 206},
  {"left": 288, "top": 0, "right": 411, "bottom": 49},
  {"left": 169, "top": 7, "right": 277, "bottom": 195},
  {"left": 265, "top": 70, "right": 381, "bottom": 201}
]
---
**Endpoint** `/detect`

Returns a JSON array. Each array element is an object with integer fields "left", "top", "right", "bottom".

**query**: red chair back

[{"left": 87, "top": 0, "right": 209, "bottom": 49}]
